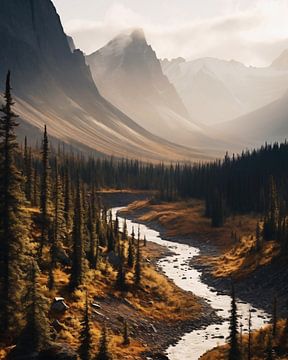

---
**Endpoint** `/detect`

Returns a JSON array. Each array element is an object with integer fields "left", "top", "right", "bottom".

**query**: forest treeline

[
  {"left": 25, "top": 130, "right": 288, "bottom": 253},
  {"left": 0, "top": 72, "right": 142, "bottom": 359}
]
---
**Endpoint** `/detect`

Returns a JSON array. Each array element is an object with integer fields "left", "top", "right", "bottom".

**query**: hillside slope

[
  {"left": 214, "top": 92, "right": 288, "bottom": 146},
  {"left": 0, "top": 0, "right": 207, "bottom": 162}
]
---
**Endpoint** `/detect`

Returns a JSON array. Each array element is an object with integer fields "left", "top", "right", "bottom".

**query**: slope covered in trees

[{"left": 0, "top": 72, "right": 206, "bottom": 360}]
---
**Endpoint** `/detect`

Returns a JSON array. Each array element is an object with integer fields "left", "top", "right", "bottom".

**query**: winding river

[{"left": 112, "top": 207, "right": 270, "bottom": 360}]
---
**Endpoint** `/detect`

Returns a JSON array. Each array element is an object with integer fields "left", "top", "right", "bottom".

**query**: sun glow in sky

[{"left": 53, "top": 0, "right": 288, "bottom": 66}]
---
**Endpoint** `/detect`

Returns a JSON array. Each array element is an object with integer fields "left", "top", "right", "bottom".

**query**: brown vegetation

[
  {"left": 122, "top": 199, "right": 258, "bottom": 250},
  {"left": 1, "top": 207, "right": 203, "bottom": 360},
  {"left": 201, "top": 320, "right": 288, "bottom": 360},
  {"left": 122, "top": 199, "right": 281, "bottom": 280}
]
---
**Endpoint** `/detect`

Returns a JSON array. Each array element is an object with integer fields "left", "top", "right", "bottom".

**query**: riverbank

[
  {"left": 0, "top": 200, "right": 214, "bottom": 360},
  {"left": 117, "top": 201, "right": 270, "bottom": 359},
  {"left": 119, "top": 199, "right": 288, "bottom": 319},
  {"left": 201, "top": 319, "right": 288, "bottom": 360}
]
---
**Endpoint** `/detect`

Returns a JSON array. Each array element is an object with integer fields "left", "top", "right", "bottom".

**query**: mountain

[
  {"left": 0, "top": 0, "right": 207, "bottom": 162},
  {"left": 271, "top": 49, "right": 288, "bottom": 70},
  {"left": 161, "top": 57, "right": 288, "bottom": 125},
  {"left": 214, "top": 91, "right": 288, "bottom": 147},
  {"left": 86, "top": 29, "right": 217, "bottom": 149}
]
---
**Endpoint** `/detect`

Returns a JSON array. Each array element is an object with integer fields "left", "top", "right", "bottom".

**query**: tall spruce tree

[
  {"left": 127, "top": 239, "right": 134, "bottom": 268},
  {"left": 122, "top": 219, "right": 128, "bottom": 240},
  {"left": 0, "top": 71, "right": 30, "bottom": 334},
  {"left": 79, "top": 293, "right": 92, "bottom": 360},
  {"left": 23, "top": 137, "right": 33, "bottom": 202},
  {"left": 33, "top": 164, "right": 39, "bottom": 207},
  {"left": 64, "top": 167, "right": 72, "bottom": 233},
  {"left": 134, "top": 238, "right": 141, "bottom": 286},
  {"left": 122, "top": 320, "right": 130, "bottom": 345},
  {"left": 263, "top": 177, "right": 279, "bottom": 241},
  {"left": 266, "top": 333, "right": 273, "bottom": 360},
  {"left": 95, "top": 326, "right": 112, "bottom": 360},
  {"left": 70, "top": 179, "right": 85, "bottom": 290},
  {"left": 87, "top": 202, "right": 98, "bottom": 269},
  {"left": 116, "top": 255, "right": 127, "bottom": 291},
  {"left": 51, "top": 160, "right": 66, "bottom": 269},
  {"left": 39, "top": 125, "right": 51, "bottom": 257},
  {"left": 15, "top": 261, "right": 52, "bottom": 355},
  {"left": 248, "top": 309, "right": 252, "bottom": 360},
  {"left": 228, "top": 284, "right": 240, "bottom": 360},
  {"left": 272, "top": 297, "right": 278, "bottom": 337}
]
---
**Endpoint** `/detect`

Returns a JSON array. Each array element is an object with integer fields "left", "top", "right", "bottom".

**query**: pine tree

[
  {"left": 131, "top": 227, "right": 135, "bottom": 245},
  {"left": 0, "top": 71, "right": 31, "bottom": 334},
  {"left": 79, "top": 293, "right": 92, "bottom": 360},
  {"left": 266, "top": 333, "right": 273, "bottom": 360},
  {"left": 87, "top": 201, "right": 98, "bottom": 269},
  {"left": 228, "top": 284, "right": 240, "bottom": 360},
  {"left": 32, "top": 164, "right": 39, "bottom": 207},
  {"left": 116, "top": 258, "right": 127, "bottom": 291},
  {"left": 122, "top": 320, "right": 130, "bottom": 345},
  {"left": 107, "top": 227, "right": 115, "bottom": 253},
  {"left": 127, "top": 239, "right": 134, "bottom": 268},
  {"left": 51, "top": 160, "right": 66, "bottom": 269},
  {"left": 114, "top": 215, "right": 119, "bottom": 237},
  {"left": 272, "top": 297, "right": 277, "bottom": 337},
  {"left": 15, "top": 261, "right": 52, "bottom": 355},
  {"left": 64, "top": 167, "right": 72, "bottom": 233},
  {"left": 143, "top": 235, "right": 147, "bottom": 247},
  {"left": 248, "top": 309, "right": 252, "bottom": 360},
  {"left": 70, "top": 179, "right": 85, "bottom": 290},
  {"left": 122, "top": 219, "right": 128, "bottom": 240},
  {"left": 134, "top": 238, "right": 141, "bottom": 286},
  {"left": 95, "top": 326, "right": 112, "bottom": 360},
  {"left": 23, "top": 137, "right": 33, "bottom": 202},
  {"left": 39, "top": 125, "right": 51, "bottom": 257},
  {"left": 263, "top": 177, "right": 278, "bottom": 241}
]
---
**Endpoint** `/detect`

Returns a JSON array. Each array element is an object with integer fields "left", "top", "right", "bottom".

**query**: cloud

[{"left": 63, "top": 0, "right": 288, "bottom": 66}]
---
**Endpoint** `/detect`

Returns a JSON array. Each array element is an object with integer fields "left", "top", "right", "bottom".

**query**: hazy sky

[{"left": 53, "top": 0, "right": 288, "bottom": 66}]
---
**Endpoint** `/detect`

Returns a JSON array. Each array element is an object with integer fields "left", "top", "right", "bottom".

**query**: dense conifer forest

[{"left": 1, "top": 71, "right": 288, "bottom": 359}]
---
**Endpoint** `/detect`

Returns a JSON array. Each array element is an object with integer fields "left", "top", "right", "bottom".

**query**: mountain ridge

[
  {"left": 0, "top": 0, "right": 210, "bottom": 162},
  {"left": 161, "top": 56, "right": 288, "bottom": 126},
  {"left": 86, "top": 29, "right": 221, "bottom": 150}
]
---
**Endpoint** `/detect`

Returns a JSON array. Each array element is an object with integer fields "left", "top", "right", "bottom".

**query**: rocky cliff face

[
  {"left": 0, "top": 0, "right": 97, "bottom": 99},
  {"left": 0, "top": 0, "right": 206, "bottom": 161}
]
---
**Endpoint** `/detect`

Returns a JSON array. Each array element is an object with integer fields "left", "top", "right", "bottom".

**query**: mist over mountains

[
  {"left": 161, "top": 57, "right": 288, "bottom": 126},
  {"left": 86, "top": 29, "right": 211, "bottom": 148},
  {"left": 0, "top": 0, "right": 288, "bottom": 160},
  {"left": 0, "top": 0, "right": 208, "bottom": 162}
]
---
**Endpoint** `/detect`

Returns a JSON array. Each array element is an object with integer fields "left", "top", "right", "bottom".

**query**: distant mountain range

[
  {"left": 0, "top": 0, "right": 209, "bottom": 162},
  {"left": 161, "top": 56, "right": 288, "bottom": 126}
]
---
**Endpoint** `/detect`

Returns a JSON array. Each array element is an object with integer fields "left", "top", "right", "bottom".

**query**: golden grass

[
  {"left": 210, "top": 236, "right": 279, "bottom": 279},
  {"left": 201, "top": 320, "right": 288, "bottom": 360},
  {"left": 1, "top": 234, "right": 202, "bottom": 360},
  {"left": 121, "top": 199, "right": 258, "bottom": 251},
  {"left": 122, "top": 199, "right": 280, "bottom": 280}
]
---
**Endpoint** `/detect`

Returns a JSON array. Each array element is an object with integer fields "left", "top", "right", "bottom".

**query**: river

[{"left": 112, "top": 206, "right": 270, "bottom": 360}]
